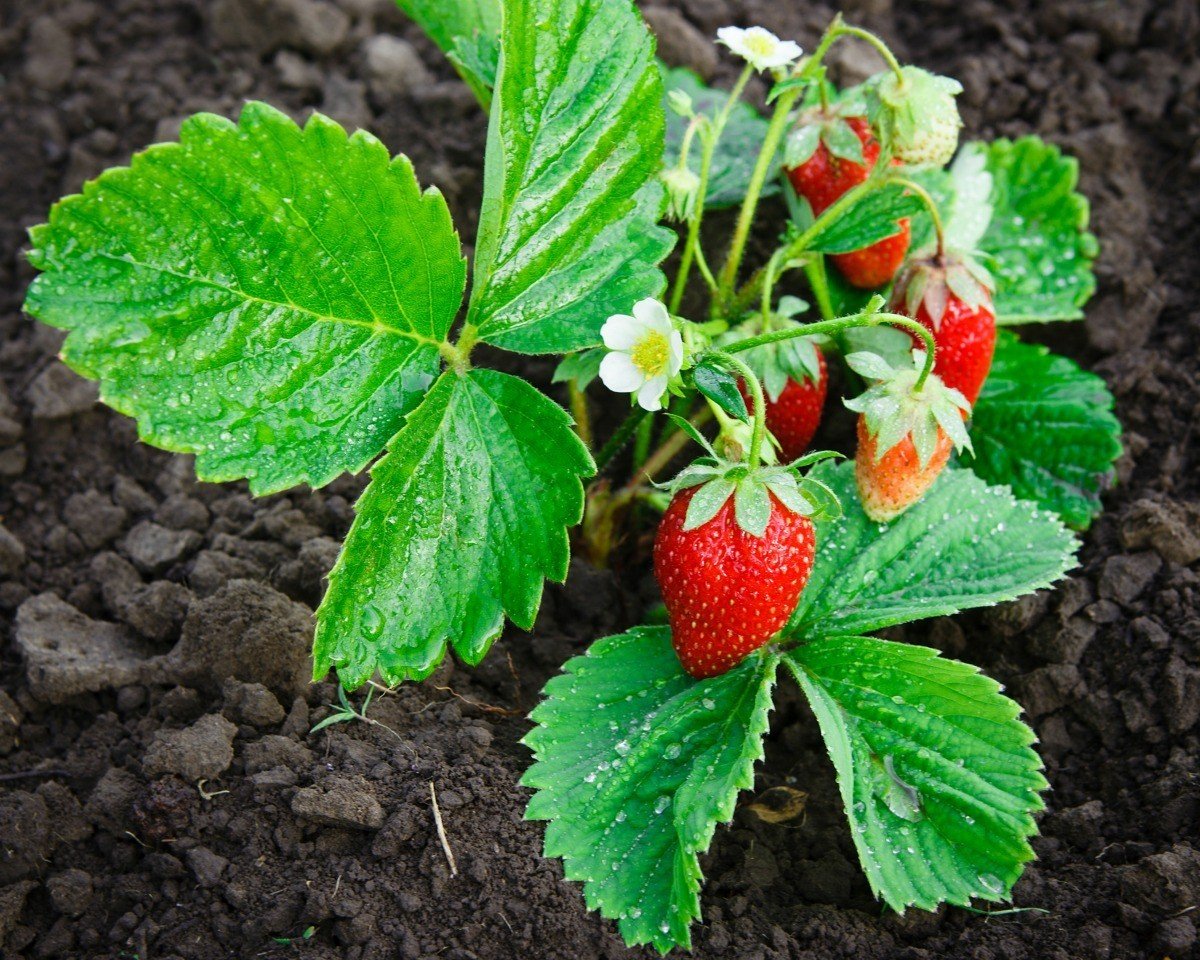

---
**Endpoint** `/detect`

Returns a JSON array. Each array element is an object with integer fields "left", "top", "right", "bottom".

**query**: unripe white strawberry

[{"left": 869, "top": 67, "right": 963, "bottom": 168}]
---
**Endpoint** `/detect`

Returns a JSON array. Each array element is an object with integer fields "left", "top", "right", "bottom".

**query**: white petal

[
  {"left": 667, "top": 329, "right": 685, "bottom": 376},
  {"left": 601, "top": 314, "right": 641, "bottom": 351},
  {"left": 716, "top": 26, "right": 746, "bottom": 52},
  {"left": 636, "top": 375, "right": 668, "bottom": 411},
  {"left": 631, "top": 298, "right": 672, "bottom": 335},
  {"left": 599, "top": 352, "right": 644, "bottom": 394}
]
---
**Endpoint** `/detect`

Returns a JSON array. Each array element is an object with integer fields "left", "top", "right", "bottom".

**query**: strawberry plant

[{"left": 22, "top": 0, "right": 1123, "bottom": 953}]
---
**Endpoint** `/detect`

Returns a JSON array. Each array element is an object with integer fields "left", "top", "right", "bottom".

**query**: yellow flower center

[
  {"left": 744, "top": 34, "right": 776, "bottom": 59},
  {"left": 631, "top": 331, "right": 670, "bottom": 377}
]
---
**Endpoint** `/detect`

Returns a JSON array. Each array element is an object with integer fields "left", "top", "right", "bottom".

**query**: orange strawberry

[{"left": 844, "top": 350, "right": 972, "bottom": 522}]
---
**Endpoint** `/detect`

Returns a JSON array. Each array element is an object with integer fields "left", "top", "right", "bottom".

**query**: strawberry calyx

[
  {"left": 785, "top": 107, "right": 870, "bottom": 169},
  {"left": 662, "top": 450, "right": 842, "bottom": 538},
  {"left": 844, "top": 349, "right": 972, "bottom": 468},
  {"left": 891, "top": 247, "right": 995, "bottom": 329}
]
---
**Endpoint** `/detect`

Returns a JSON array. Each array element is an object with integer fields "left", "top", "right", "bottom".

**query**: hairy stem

[
  {"left": 724, "top": 309, "right": 936, "bottom": 390},
  {"left": 710, "top": 351, "right": 767, "bottom": 469},
  {"left": 889, "top": 175, "right": 946, "bottom": 255},
  {"left": 716, "top": 85, "right": 804, "bottom": 309},
  {"left": 594, "top": 407, "right": 648, "bottom": 473},
  {"left": 670, "top": 65, "right": 754, "bottom": 314},
  {"left": 568, "top": 381, "right": 592, "bottom": 450}
]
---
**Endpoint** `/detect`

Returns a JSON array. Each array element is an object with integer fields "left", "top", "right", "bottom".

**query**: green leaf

[
  {"left": 313, "top": 368, "right": 594, "bottom": 687},
  {"left": 661, "top": 66, "right": 776, "bottom": 210},
  {"left": 972, "top": 137, "right": 1098, "bottom": 324},
  {"left": 396, "top": 0, "right": 501, "bottom": 106},
  {"left": 468, "top": 0, "right": 675, "bottom": 354},
  {"left": 523, "top": 626, "right": 778, "bottom": 953},
  {"left": 448, "top": 30, "right": 501, "bottom": 107},
  {"left": 965, "top": 333, "right": 1122, "bottom": 530},
  {"left": 807, "top": 183, "right": 923, "bottom": 255},
  {"left": 788, "top": 461, "right": 1077, "bottom": 639},
  {"left": 692, "top": 361, "right": 748, "bottom": 421},
  {"left": 25, "top": 103, "right": 465, "bottom": 495},
  {"left": 785, "top": 634, "right": 1046, "bottom": 911},
  {"left": 552, "top": 348, "right": 605, "bottom": 390}
]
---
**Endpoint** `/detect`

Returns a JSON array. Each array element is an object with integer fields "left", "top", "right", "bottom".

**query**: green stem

[
  {"left": 568, "top": 381, "right": 592, "bottom": 450},
  {"left": 890, "top": 175, "right": 945, "bottom": 255},
  {"left": 803, "top": 258, "right": 836, "bottom": 321},
  {"left": 725, "top": 310, "right": 936, "bottom": 390},
  {"left": 633, "top": 415, "right": 653, "bottom": 470},
  {"left": 833, "top": 24, "right": 907, "bottom": 83},
  {"left": 594, "top": 407, "right": 648, "bottom": 473},
  {"left": 716, "top": 84, "right": 805, "bottom": 309},
  {"left": 711, "top": 352, "right": 767, "bottom": 469},
  {"left": 670, "top": 65, "right": 754, "bottom": 314},
  {"left": 729, "top": 168, "right": 891, "bottom": 313}
]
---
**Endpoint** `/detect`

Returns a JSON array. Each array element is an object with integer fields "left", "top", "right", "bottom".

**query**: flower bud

[{"left": 660, "top": 166, "right": 702, "bottom": 222}]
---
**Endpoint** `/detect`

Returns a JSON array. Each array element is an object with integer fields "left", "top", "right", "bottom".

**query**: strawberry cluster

[{"left": 655, "top": 77, "right": 999, "bottom": 680}]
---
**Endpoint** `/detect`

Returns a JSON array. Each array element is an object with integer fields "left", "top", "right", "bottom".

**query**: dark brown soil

[{"left": 2, "top": 0, "right": 1199, "bottom": 958}]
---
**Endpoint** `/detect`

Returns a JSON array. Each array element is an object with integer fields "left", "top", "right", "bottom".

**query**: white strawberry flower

[
  {"left": 599, "top": 299, "right": 685, "bottom": 412},
  {"left": 716, "top": 26, "right": 802, "bottom": 73}
]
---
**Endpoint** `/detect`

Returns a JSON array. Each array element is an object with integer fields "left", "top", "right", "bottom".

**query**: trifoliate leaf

[
  {"left": 788, "top": 461, "right": 1077, "bottom": 639},
  {"left": 785, "top": 634, "right": 1046, "bottom": 911},
  {"left": 313, "top": 368, "right": 594, "bottom": 687},
  {"left": 25, "top": 103, "right": 465, "bottom": 495},
  {"left": 965, "top": 333, "right": 1122, "bottom": 529},
  {"left": 523, "top": 627, "right": 778, "bottom": 953},
  {"left": 661, "top": 65, "right": 776, "bottom": 210},
  {"left": 972, "top": 137, "right": 1098, "bottom": 324},
  {"left": 396, "top": 0, "right": 501, "bottom": 106},
  {"left": 469, "top": 0, "right": 675, "bottom": 354}
]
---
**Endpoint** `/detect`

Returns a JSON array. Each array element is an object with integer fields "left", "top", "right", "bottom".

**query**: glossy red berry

[
  {"left": 738, "top": 350, "right": 828, "bottom": 463},
  {"left": 786, "top": 117, "right": 910, "bottom": 289},
  {"left": 654, "top": 487, "right": 815, "bottom": 679}
]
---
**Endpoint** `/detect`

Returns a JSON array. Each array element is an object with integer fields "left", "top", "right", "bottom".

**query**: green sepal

[
  {"left": 733, "top": 476, "right": 772, "bottom": 537},
  {"left": 724, "top": 316, "right": 822, "bottom": 404},
  {"left": 822, "top": 118, "right": 866, "bottom": 165},
  {"left": 844, "top": 350, "right": 972, "bottom": 467},
  {"left": 682, "top": 477, "right": 736, "bottom": 530},
  {"left": 664, "top": 413, "right": 718, "bottom": 459}
]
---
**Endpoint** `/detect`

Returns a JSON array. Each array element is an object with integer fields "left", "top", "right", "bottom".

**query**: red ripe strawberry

[
  {"left": 786, "top": 116, "right": 910, "bottom": 289},
  {"left": 854, "top": 416, "right": 952, "bottom": 522},
  {"left": 737, "top": 348, "right": 828, "bottom": 463},
  {"left": 655, "top": 483, "right": 816, "bottom": 679},
  {"left": 844, "top": 351, "right": 972, "bottom": 522},
  {"left": 892, "top": 250, "right": 997, "bottom": 404}
]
